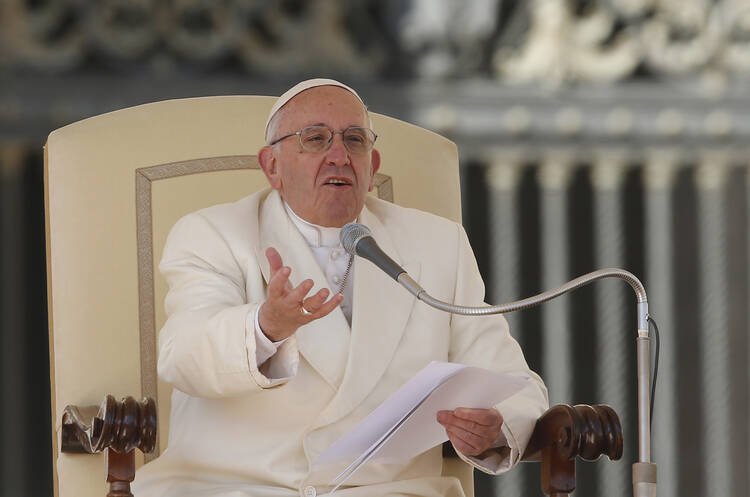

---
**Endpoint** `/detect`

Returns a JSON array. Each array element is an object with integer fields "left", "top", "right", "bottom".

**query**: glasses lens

[
  {"left": 297, "top": 126, "right": 376, "bottom": 153},
  {"left": 299, "top": 126, "right": 333, "bottom": 152},
  {"left": 343, "top": 127, "right": 375, "bottom": 154}
]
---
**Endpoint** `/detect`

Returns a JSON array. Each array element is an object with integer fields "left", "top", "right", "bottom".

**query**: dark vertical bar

[{"left": 0, "top": 144, "right": 29, "bottom": 497}]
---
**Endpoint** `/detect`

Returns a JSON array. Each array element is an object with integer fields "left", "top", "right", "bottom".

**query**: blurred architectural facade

[{"left": 0, "top": 1, "right": 748, "bottom": 496}]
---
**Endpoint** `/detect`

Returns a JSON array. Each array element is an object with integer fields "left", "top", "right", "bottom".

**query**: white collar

[{"left": 283, "top": 201, "right": 352, "bottom": 248}]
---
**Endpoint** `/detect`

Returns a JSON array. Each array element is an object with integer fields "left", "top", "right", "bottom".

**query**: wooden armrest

[
  {"left": 61, "top": 395, "right": 157, "bottom": 497},
  {"left": 522, "top": 404, "right": 623, "bottom": 496},
  {"left": 442, "top": 403, "right": 622, "bottom": 497}
]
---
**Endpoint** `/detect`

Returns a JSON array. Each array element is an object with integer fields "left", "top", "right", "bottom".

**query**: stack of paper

[{"left": 313, "top": 361, "right": 529, "bottom": 492}]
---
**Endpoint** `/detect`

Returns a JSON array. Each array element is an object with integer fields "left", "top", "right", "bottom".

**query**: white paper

[
  {"left": 373, "top": 366, "right": 528, "bottom": 463},
  {"left": 315, "top": 361, "right": 466, "bottom": 466},
  {"left": 312, "top": 361, "right": 529, "bottom": 488}
]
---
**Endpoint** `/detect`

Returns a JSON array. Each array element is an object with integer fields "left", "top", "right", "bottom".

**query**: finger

[
  {"left": 454, "top": 408, "right": 503, "bottom": 427},
  {"left": 437, "top": 410, "right": 461, "bottom": 419},
  {"left": 436, "top": 410, "right": 454, "bottom": 425},
  {"left": 285, "top": 279, "right": 315, "bottom": 305},
  {"left": 309, "top": 292, "right": 344, "bottom": 319},
  {"left": 302, "top": 287, "right": 331, "bottom": 312},
  {"left": 438, "top": 412, "right": 497, "bottom": 439},
  {"left": 448, "top": 437, "right": 478, "bottom": 457},
  {"left": 267, "top": 265, "right": 291, "bottom": 299},
  {"left": 445, "top": 427, "right": 484, "bottom": 455},
  {"left": 266, "top": 247, "right": 283, "bottom": 274}
]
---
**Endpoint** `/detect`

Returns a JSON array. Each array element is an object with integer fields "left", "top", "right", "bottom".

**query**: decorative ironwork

[
  {"left": 494, "top": 0, "right": 750, "bottom": 85},
  {"left": 2, "top": 0, "right": 749, "bottom": 83},
  {"left": 0, "top": 0, "right": 387, "bottom": 75}
]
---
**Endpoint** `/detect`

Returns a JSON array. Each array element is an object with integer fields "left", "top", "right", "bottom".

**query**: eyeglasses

[{"left": 269, "top": 125, "right": 377, "bottom": 154}]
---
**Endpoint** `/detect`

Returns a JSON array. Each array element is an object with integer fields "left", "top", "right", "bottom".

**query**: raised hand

[
  {"left": 258, "top": 247, "right": 344, "bottom": 342},
  {"left": 437, "top": 407, "right": 504, "bottom": 457}
]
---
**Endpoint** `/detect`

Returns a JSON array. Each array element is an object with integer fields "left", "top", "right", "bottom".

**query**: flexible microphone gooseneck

[{"left": 339, "top": 222, "right": 657, "bottom": 497}]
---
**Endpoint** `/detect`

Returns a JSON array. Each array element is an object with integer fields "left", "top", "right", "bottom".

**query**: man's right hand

[{"left": 258, "top": 247, "right": 344, "bottom": 342}]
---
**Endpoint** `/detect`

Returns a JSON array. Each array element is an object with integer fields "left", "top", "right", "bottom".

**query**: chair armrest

[
  {"left": 522, "top": 404, "right": 622, "bottom": 461},
  {"left": 521, "top": 404, "right": 623, "bottom": 496},
  {"left": 61, "top": 395, "right": 157, "bottom": 497}
]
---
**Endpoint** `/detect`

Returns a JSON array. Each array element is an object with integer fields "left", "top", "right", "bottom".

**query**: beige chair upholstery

[{"left": 45, "top": 96, "right": 472, "bottom": 497}]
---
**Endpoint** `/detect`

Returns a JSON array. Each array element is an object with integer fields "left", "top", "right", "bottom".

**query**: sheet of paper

[
  {"left": 313, "top": 361, "right": 529, "bottom": 469},
  {"left": 369, "top": 367, "right": 528, "bottom": 463},
  {"left": 314, "top": 361, "right": 465, "bottom": 466}
]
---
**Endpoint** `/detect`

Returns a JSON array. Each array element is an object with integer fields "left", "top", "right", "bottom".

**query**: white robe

[{"left": 133, "top": 189, "right": 548, "bottom": 497}]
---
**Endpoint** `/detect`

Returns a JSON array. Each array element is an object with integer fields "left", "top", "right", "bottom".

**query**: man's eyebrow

[{"left": 304, "top": 122, "right": 365, "bottom": 128}]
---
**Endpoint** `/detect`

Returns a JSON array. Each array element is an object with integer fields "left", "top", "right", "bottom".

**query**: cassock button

[{"left": 302, "top": 485, "right": 316, "bottom": 497}]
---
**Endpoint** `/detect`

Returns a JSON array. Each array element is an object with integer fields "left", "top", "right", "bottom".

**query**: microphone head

[{"left": 340, "top": 222, "right": 372, "bottom": 255}]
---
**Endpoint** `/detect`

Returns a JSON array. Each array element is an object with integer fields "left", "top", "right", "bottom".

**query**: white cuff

[
  {"left": 456, "top": 421, "right": 518, "bottom": 475},
  {"left": 492, "top": 428, "right": 508, "bottom": 448},
  {"left": 254, "top": 304, "right": 289, "bottom": 366}
]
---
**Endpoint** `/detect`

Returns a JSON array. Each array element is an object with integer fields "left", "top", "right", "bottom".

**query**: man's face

[{"left": 259, "top": 86, "right": 381, "bottom": 228}]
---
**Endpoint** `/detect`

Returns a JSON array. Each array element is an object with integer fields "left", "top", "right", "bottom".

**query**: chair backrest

[{"left": 45, "top": 95, "right": 465, "bottom": 497}]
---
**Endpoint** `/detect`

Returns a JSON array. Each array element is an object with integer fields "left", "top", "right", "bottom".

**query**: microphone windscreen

[{"left": 340, "top": 222, "right": 372, "bottom": 255}]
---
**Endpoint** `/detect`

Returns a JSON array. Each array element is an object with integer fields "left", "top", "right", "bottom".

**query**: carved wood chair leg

[
  {"left": 541, "top": 445, "right": 575, "bottom": 496},
  {"left": 106, "top": 448, "right": 135, "bottom": 497}
]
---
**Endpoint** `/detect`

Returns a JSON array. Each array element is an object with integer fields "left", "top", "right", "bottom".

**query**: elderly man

[{"left": 134, "top": 79, "right": 548, "bottom": 497}]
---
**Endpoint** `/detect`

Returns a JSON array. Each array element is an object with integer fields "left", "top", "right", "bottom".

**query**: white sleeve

[
  {"left": 253, "top": 304, "right": 291, "bottom": 369},
  {"left": 157, "top": 212, "right": 299, "bottom": 398}
]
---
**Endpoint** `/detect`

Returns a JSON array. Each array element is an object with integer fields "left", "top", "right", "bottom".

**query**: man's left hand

[{"left": 437, "top": 408, "right": 503, "bottom": 457}]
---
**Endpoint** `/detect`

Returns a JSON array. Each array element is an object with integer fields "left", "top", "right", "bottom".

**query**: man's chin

[
  {"left": 317, "top": 208, "right": 360, "bottom": 228},
  {"left": 308, "top": 196, "right": 361, "bottom": 227},
  {"left": 318, "top": 217, "right": 355, "bottom": 228}
]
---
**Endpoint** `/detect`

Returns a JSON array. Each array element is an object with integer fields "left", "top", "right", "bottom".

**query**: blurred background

[{"left": 0, "top": 1, "right": 748, "bottom": 496}]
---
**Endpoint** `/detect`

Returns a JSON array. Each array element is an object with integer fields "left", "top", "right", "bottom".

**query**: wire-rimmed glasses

[{"left": 269, "top": 125, "right": 377, "bottom": 154}]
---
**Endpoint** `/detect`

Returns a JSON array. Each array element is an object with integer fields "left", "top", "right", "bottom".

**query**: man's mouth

[{"left": 324, "top": 178, "right": 352, "bottom": 186}]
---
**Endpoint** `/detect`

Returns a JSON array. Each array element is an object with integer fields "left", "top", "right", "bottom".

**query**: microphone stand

[{"left": 397, "top": 268, "right": 657, "bottom": 497}]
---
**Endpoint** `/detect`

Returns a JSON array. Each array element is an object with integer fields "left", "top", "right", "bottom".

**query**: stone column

[
  {"left": 485, "top": 155, "right": 525, "bottom": 497},
  {"left": 643, "top": 150, "right": 679, "bottom": 497},
  {"left": 695, "top": 155, "right": 732, "bottom": 497},
  {"left": 486, "top": 155, "right": 524, "bottom": 331},
  {"left": 591, "top": 152, "right": 630, "bottom": 497},
  {"left": 537, "top": 154, "right": 574, "bottom": 405}
]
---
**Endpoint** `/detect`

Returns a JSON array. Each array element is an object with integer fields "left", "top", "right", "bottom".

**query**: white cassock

[{"left": 133, "top": 188, "right": 548, "bottom": 497}]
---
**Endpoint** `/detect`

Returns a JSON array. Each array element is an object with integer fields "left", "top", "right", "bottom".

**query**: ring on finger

[{"left": 300, "top": 306, "right": 312, "bottom": 316}]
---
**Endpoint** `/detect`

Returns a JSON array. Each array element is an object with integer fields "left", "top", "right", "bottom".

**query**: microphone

[
  {"left": 340, "top": 222, "right": 656, "bottom": 497},
  {"left": 340, "top": 223, "right": 406, "bottom": 281}
]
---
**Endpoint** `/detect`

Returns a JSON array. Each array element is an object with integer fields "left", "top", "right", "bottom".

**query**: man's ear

[
  {"left": 368, "top": 149, "right": 381, "bottom": 191},
  {"left": 258, "top": 146, "right": 282, "bottom": 190}
]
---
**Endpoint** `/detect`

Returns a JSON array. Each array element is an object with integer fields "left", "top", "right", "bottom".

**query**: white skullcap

[{"left": 264, "top": 78, "right": 365, "bottom": 143}]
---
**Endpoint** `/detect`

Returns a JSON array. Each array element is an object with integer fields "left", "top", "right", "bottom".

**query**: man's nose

[{"left": 325, "top": 134, "right": 350, "bottom": 166}]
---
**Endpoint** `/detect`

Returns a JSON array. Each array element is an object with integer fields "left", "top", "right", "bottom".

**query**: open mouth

[{"left": 324, "top": 178, "right": 352, "bottom": 187}]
